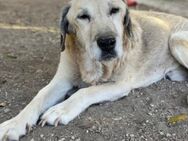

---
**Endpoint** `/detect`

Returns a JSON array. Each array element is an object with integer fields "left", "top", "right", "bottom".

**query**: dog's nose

[{"left": 97, "top": 36, "right": 116, "bottom": 51}]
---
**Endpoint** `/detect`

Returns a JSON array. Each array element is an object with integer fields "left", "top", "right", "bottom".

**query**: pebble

[
  {"left": 172, "top": 133, "right": 176, "bottom": 136},
  {"left": 148, "top": 112, "right": 153, "bottom": 116},
  {"left": 51, "top": 133, "right": 54, "bottom": 137},
  {"left": 91, "top": 125, "right": 97, "bottom": 130},
  {"left": 71, "top": 136, "right": 75, "bottom": 140},
  {"left": 0, "top": 102, "right": 7, "bottom": 107},
  {"left": 4, "top": 108, "right": 10, "bottom": 113},
  {"left": 113, "top": 117, "right": 122, "bottom": 121},
  {"left": 36, "top": 69, "right": 43, "bottom": 73},
  {"left": 150, "top": 104, "right": 155, "bottom": 107},
  {"left": 166, "top": 133, "right": 171, "bottom": 137},
  {"left": 159, "top": 131, "right": 164, "bottom": 136},
  {"left": 40, "top": 134, "right": 44, "bottom": 138},
  {"left": 146, "top": 120, "right": 149, "bottom": 123},
  {"left": 140, "top": 92, "right": 144, "bottom": 96},
  {"left": 30, "top": 138, "right": 34, "bottom": 141},
  {"left": 58, "top": 138, "right": 65, "bottom": 141}
]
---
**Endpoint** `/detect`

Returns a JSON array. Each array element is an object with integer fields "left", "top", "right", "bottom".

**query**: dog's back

[{"left": 131, "top": 10, "right": 188, "bottom": 33}]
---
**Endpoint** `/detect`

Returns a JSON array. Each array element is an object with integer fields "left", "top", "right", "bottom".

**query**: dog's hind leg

[
  {"left": 170, "top": 31, "right": 188, "bottom": 68},
  {"left": 169, "top": 31, "right": 188, "bottom": 81}
]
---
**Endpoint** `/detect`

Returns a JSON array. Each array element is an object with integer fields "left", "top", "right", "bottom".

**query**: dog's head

[{"left": 60, "top": 0, "right": 132, "bottom": 62}]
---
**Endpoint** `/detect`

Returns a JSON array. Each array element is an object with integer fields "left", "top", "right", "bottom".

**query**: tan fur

[
  {"left": 65, "top": 9, "right": 187, "bottom": 86},
  {"left": 1, "top": 1, "right": 188, "bottom": 140}
]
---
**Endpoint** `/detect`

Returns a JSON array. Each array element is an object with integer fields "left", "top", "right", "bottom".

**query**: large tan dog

[{"left": 1, "top": 0, "right": 188, "bottom": 140}]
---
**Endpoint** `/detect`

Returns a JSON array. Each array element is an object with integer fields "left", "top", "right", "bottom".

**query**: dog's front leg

[
  {"left": 40, "top": 81, "right": 131, "bottom": 126},
  {"left": 0, "top": 52, "right": 74, "bottom": 141}
]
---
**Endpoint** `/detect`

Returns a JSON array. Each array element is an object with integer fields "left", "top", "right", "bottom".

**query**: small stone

[
  {"left": 130, "top": 134, "right": 134, "bottom": 137},
  {"left": 146, "top": 120, "right": 149, "bottom": 123},
  {"left": 40, "top": 134, "right": 44, "bottom": 138},
  {"left": 36, "top": 69, "right": 43, "bottom": 73},
  {"left": 58, "top": 138, "right": 65, "bottom": 141},
  {"left": 113, "top": 117, "right": 122, "bottom": 121},
  {"left": 51, "top": 134, "right": 54, "bottom": 137},
  {"left": 6, "top": 53, "right": 17, "bottom": 59},
  {"left": 146, "top": 97, "right": 150, "bottom": 101},
  {"left": 142, "top": 123, "right": 146, "bottom": 126},
  {"left": 71, "top": 136, "right": 75, "bottom": 140},
  {"left": 30, "top": 138, "right": 34, "bottom": 141},
  {"left": 150, "top": 104, "right": 155, "bottom": 107},
  {"left": 159, "top": 131, "right": 164, "bottom": 136},
  {"left": 0, "top": 102, "right": 7, "bottom": 107},
  {"left": 166, "top": 133, "right": 171, "bottom": 137},
  {"left": 4, "top": 108, "right": 10, "bottom": 113},
  {"left": 148, "top": 112, "right": 153, "bottom": 116},
  {"left": 140, "top": 136, "right": 144, "bottom": 139},
  {"left": 92, "top": 125, "right": 97, "bottom": 130}
]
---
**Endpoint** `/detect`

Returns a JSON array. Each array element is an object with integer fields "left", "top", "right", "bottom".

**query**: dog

[{"left": 1, "top": 0, "right": 188, "bottom": 140}]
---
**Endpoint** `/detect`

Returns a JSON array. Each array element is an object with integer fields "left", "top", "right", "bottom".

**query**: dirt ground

[{"left": 0, "top": 0, "right": 188, "bottom": 141}]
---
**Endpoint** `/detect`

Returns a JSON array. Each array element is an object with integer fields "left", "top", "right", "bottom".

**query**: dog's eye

[
  {"left": 77, "top": 14, "right": 90, "bottom": 21},
  {"left": 110, "top": 7, "right": 120, "bottom": 15}
]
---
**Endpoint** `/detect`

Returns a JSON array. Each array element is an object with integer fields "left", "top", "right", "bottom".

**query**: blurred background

[{"left": 0, "top": 0, "right": 188, "bottom": 141}]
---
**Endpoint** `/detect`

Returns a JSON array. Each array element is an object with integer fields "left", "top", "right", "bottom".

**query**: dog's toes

[
  {"left": 0, "top": 128, "right": 20, "bottom": 141},
  {"left": 40, "top": 105, "right": 73, "bottom": 126},
  {"left": 0, "top": 116, "right": 38, "bottom": 141}
]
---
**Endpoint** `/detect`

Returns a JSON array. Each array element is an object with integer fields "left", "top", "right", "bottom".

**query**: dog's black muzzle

[{"left": 97, "top": 35, "right": 117, "bottom": 61}]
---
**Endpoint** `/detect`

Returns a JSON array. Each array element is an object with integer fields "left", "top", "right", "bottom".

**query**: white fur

[{"left": 0, "top": 1, "right": 188, "bottom": 140}]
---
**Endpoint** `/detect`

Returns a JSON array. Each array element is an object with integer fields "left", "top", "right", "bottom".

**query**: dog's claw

[
  {"left": 38, "top": 120, "right": 43, "bottom": 126},
  {"left": 41, "top": 120, "right": 47, "bottom": 127},
  {"left": 38, "top": 119, "right": 45, "bottom": 127},
  {"left": 54, "top": 118, "right": 61, "bottom": 127}
]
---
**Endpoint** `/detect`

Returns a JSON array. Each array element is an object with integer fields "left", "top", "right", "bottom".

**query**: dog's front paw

[
  {"left": 40, "top": 98, "right": 85, "bottom": 127},
  {"left": 0, "top": 117, "right": 33, "bottom": 141}
]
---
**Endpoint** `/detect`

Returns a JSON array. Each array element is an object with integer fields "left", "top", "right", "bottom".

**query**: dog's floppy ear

[
  {"left": 60, "top": 5, "right": 71, "bottom": 52},
  {"left": 124, "top": 8, "right": 133, "bottom": 37}
]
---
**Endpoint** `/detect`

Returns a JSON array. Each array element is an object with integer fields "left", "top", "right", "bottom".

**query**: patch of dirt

[{"left": 0, "top": 0, "right": 188, "bottom": 141}]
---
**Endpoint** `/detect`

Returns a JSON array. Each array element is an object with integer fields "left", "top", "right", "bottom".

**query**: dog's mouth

[{"left": 100, "top": 50, "right": 117, "bottom": 61}]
